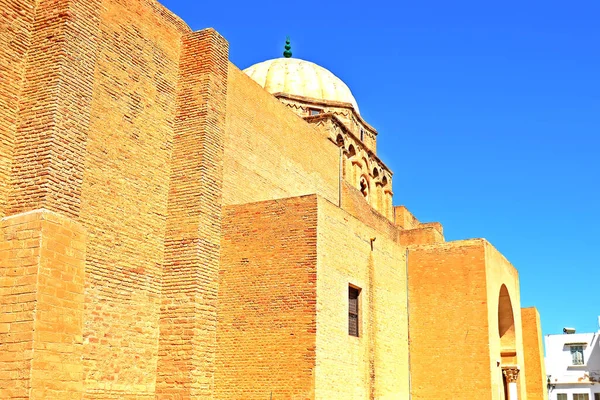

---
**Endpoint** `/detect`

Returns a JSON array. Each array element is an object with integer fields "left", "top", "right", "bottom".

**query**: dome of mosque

[{"left": 243, "top": 57, "right": 360, "bottom": 114}]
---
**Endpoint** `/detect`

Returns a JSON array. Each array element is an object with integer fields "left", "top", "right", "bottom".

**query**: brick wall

[
  {"left": 216, "top": 195, "right": 319, "bottom": 399},
  {"left": 521, "top": 307, "right": 547, "bottom": 400},
  {"left": 0, "top": 0, "right": 36, "bottom": 219},
  {"left": 484, "top": 241, "right": 527, "bottom": 400},
  {"left": 76, "top": 0, "right": 189, "bottom": 397},
  {"left": 315, "top": 197, "right": 409, "bottom": 399},
  {"left": 0, "top": 210, "right": 86, "bottom": 399},
  {"left": 408, "top": 240, "right": 493, "bottom": 399},
  {"left": 7, "top": 0, "right": 102, "bottom": 218},
  {"left": 223, "top": 65, "right": 339, "bottom": 206},
  {"left": 156, "top": 28, "right": 228, "bottom": 399},
  {"left": 340, "top": 181, "right": 398, "bottom": 242}
]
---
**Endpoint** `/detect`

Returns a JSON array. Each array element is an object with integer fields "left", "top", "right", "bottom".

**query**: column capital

[{"left": 502, "top": 366, "right": 520, "bottom": 383}]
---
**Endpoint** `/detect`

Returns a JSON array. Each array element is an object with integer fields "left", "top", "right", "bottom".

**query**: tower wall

[
  {"left": 77, "top": 0, "right": 191, "bottom": 397},
  {"left": 0, "top": 0, "right": 36, "bottom": 219}
]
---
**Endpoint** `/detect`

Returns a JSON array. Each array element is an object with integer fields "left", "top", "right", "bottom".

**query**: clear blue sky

[{"left": 159, "top": 0, "right": 599, "bottom": 336}]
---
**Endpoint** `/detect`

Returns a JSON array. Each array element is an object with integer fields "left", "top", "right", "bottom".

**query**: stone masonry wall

[
  {"left": 0, "top": 210, "right": 86, "bottom": 400},
  {"left": 223, "top": 65, "right": 339, "bottom": 207},
  {"left": 0, "top": 0, "right": 36, "bottom": 219},
  {"left": 521, "top": 307, "right": 547, "bottom": 400},
  {"left": 216, "top": 195, "right": 319, "bottom": 399},
  {"left": 315, "top": 197, "right": 409, "bottom": 399},
  {"left": 156, "top": 28, "right": 228, "bottom": 399},
  {"left": 77, "top": 0, "right": 189, "bottom": 396},
  {"left": 408, "top": 240, "right": 492, "bottom": 399}
]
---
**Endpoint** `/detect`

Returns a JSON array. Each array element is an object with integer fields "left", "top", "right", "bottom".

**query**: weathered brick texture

[
  {"left": 156, "top": 28, "right": 229, "bottom": 399},
  {"left": 0, "top": 0, "right": 36, "bottom": 219},
  {"left": 223, "top": 65, "right": 339, "bottom": 206},
  {"left": 521, "top": 307, "right": 547, "bottom": 400},
  {"left": 0, "top": 210, "right": 86, "bottom": 400},
  {"left": 408, "top": 240, "right": 492, "bottom": 399},
  {"left": 7, "top": 0, "right": 102, "bottom": 218},
  {"left": 315, "top": 197, "right": 409, "bottom": 399},
  {"left": 216, "top": 195, "right": 318, "bottom": 399}
]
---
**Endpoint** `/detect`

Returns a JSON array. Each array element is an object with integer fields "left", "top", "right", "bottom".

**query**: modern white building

[{"left": 545, "top": 319, "right": 600, "bottom": 400}]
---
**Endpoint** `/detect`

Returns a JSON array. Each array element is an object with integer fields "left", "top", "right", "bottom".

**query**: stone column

[{"left": 503, "top": 366, "right": 520, "bottom": 400}]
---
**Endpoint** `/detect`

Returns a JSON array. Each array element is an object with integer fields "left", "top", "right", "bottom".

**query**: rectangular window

[
  {"left": 308, "top": 108, "right": 322, "bottom": 116},
  {"left": 594, "top": 393, "right": 600, "bottom": 400},
  {"left": 573, "top": 394, "right": 589, "bottom": 400},
  {"left": 348, "top": 286, "right": 360, "bottom": 337},
  {"left": 557, "top": 394, "right": 567, "bottom": 400},
  {"left": 571, "top": 345, "right": 585, "bottom": 365}
]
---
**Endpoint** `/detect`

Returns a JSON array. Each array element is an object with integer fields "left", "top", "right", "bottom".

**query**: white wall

[{"left": 545, "top": 327, "right": 600, "bottom": 400}]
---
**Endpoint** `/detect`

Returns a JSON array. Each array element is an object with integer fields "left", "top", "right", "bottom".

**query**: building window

[
  {"left": 571, "top": 345, "right": 585, "bottom": 365},
  {"left": 594, "top": 393, "right": 600, "bottom": 400},
  {"left": 360, "top": 128, "right": 364, "bottom": 141},
  {"left": 556, "top": 395, "right": 567, "bottom": 400},
  {"left": 573, "top": 394, "right": 589, "bottom": 400},
  {"left": 308, "top": 108, "right": 322, "bottom": 116},
  {"left": 348, "top": 286, "right": 360, "bottom": 337}
]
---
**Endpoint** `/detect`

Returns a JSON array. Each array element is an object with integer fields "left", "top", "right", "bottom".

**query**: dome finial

[{"left": 283, "top": 36, "right": 292, "bottom": 58}]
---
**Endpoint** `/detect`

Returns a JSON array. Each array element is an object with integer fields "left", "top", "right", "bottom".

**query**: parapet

[{"left": 394, "top": 205, "right": 445, "bottom": 246}]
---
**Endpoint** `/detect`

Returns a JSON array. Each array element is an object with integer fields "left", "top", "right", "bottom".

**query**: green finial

[{"left": 283, "top": 37, "right": 292, "bottom": 58}]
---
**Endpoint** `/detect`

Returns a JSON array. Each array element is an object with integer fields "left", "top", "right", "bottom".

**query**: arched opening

[
  {"left": 359, "top": 175, "right": 369, "bottom": 201},
  {"left": 347, "top": 144, "right": 356, "bottom": 157},
  {"left": 372, "top": 168, "right": 379, "bottom": 178},
  {"left": 498, "top": 284, "right": 515, "bottom": 351},
  {"left": 336, "top": 134, "right": 345, "bottom": 147},
  {"left": 498, "top": 284, "right": 517, "bottom": 400}
]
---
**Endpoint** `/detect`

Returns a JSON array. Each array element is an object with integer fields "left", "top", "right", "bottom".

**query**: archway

[
  {"left": 498, "top": 284, "right": 515, "bottom": 351},
  {"left": 498, "top": 284, "right": 518, "bottom": 400}
]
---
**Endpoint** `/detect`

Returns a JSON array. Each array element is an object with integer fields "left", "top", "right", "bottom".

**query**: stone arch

[
  {"left": 347, "top": 144, "right": 356, "bottom": 157},
  {"left": 498, "top": 284, "right": 516, "bottom": 351},
  {"left": 346, "top": 144, "right": 357, "bottom": 185},
  {"left": 359, "top": 175, "right": 370, "bottom": 202}
]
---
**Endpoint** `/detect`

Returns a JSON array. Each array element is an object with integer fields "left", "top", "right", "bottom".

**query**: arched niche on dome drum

[{"left": 359, "top": 175, "right": 370, "bottom": 202}]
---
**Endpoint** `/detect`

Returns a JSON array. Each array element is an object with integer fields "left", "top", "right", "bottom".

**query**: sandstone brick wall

[
  {"left": 216, "top": 195, "right": 319, "bottom": 399},
  {"left": 521, "top": 307, "right": 547, "bottom": 400},
  {"left": 315, "top": 197, "right": 409, "bottom": 399},
  {"left": 484, "top": 241, "right": 527, "bottom": 400},
  {"left": 340, "top": 181, "right": 398, "bottom": 242},
  {"left": 223, "top": 65, "right": 339, "bottom": 206},
  {"left": 156, "top": 28, "right": 228, "bottom": 399},
  {"left": 0, "top": 0, "right": 36, "bottom": 219},
  {"left": 408, "top": 240, "right": 493, "bottom": 399},
  {"left": 6, "top": 0, "right": 102, "bottom": 219},
  {"left": 75, "top": 0, "right": 190, "bottom": 396},
  {"left": 0, "top": 210, "right": 86, "bottom": 400}
]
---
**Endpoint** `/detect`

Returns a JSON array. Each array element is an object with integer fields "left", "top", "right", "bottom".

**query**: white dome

[{"left": 243, "top": 58, "right": 359, "bottom": 113}]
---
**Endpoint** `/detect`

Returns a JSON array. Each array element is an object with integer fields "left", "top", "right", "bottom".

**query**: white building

[{"left": 545, "top": 319, "right": 600, "bottom": 400}]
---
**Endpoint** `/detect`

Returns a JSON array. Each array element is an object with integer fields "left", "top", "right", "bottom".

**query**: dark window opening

[
  {"left": 308, "top": 108, "right": 322, "bottom": 116},
  {"left": 360, "top": 128, "right": 364, "bottom": 141},
  {"left": 349, "top": 286, "right": 360, "bottom": 337}
]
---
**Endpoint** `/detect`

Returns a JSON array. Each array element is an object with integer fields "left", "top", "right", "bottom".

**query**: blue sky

[{"left": 159, "top": 0, "right": 600, "bottom": 336}]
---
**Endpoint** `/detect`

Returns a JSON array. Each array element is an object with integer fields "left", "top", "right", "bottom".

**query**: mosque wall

[
  {"left": 216, "top": 195, "right": 319, "bottom": 399},
  {"left": 484, "top": 241, "right": 528, "bottom": 400},
  {"left": 407, "top": 240, "right": 493, "bottom": 399},
  {"left": 75, "top": 0, "right": 194, "bottom": 396},
  {"left": 315, "top": 197, "right": 409, "bottom": 399},
  {"left": 521, "top": 307, "right": 548, "bottom": 400},
  {"left": 0, "top": 0, "right": 36, "bottom": 220},
  {"left": 223, "top": 65, "right": 340, "bottom": 207}
]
